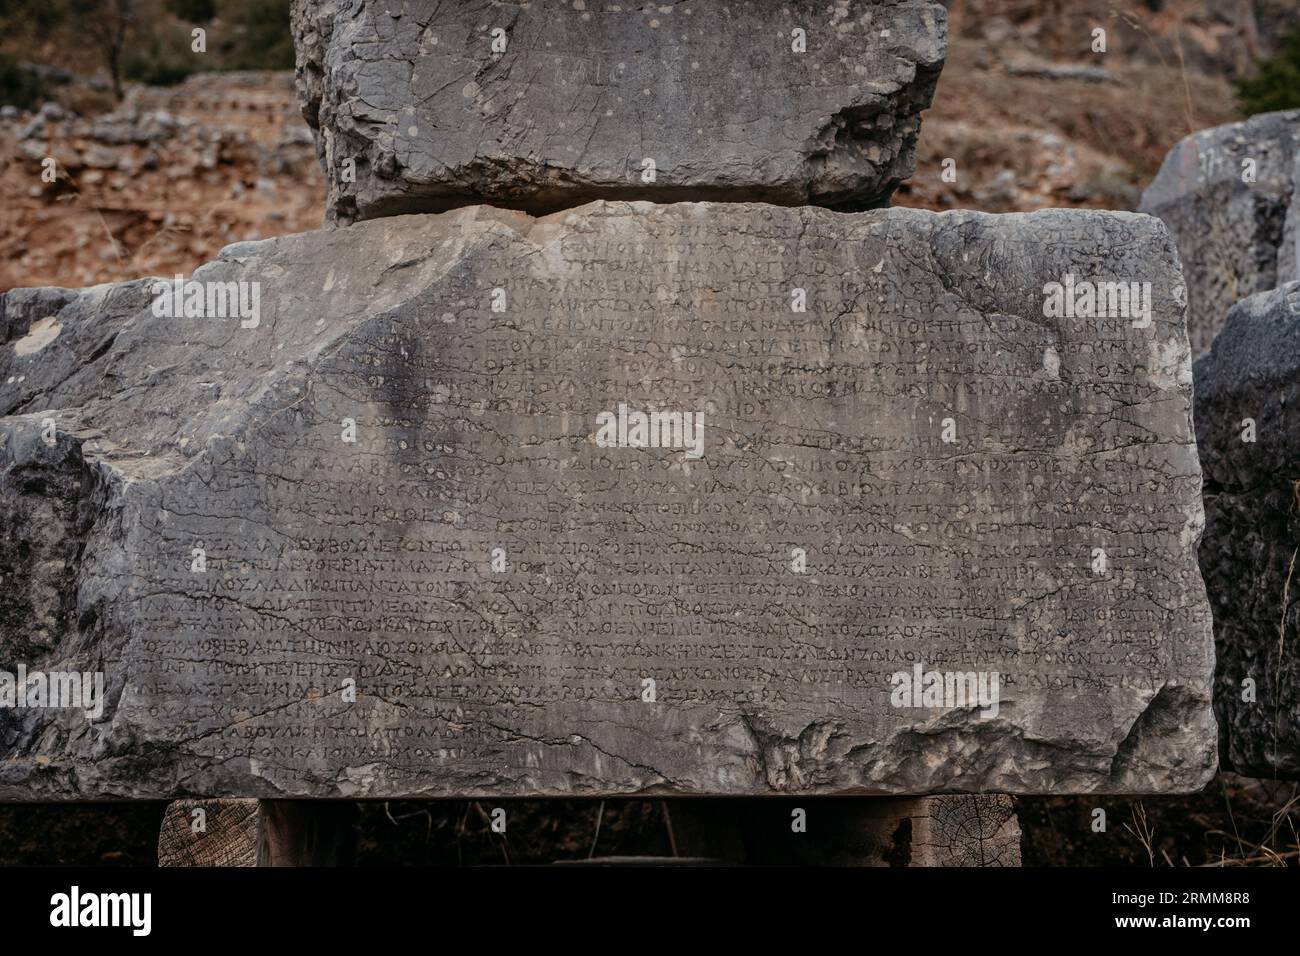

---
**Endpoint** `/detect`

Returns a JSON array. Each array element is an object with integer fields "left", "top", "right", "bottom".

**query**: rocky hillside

[
  {"left": 896, "top": 0, "right": 1266, "bottom": 211},
  {"left": 2, "top": 0, "right": 1281, "bottom": 290},
  {"left": 0, "top": 71, "right": 321, "bottom": 292}
]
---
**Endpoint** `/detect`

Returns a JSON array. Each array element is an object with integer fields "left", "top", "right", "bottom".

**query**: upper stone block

[{"left": 291, "top": 0, "right": 947, "bottom": 224}]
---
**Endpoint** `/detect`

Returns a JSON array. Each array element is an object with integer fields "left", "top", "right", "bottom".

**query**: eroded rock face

[
  {"left": 290, "top": 0, "right": 947, "bottom": 224},
  {"left": 1139, "top": 109, "right": 1300, "bottom": 355},
  {"left": 1280, "top": 153, "right": 1300, "bottom": 285},
  {"left": 0, "top": 202, "right": 1214, "bottom": 798},
  {"left": 1195, "top": 281, "right": 1300, "bottom": 778}
]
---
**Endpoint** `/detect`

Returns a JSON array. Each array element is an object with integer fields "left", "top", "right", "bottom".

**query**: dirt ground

[{"left": 0, "top": 71, "right": 323, "bottom": 293}]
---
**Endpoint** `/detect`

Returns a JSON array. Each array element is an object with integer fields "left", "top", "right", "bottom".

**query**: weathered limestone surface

[
  {"left": 0, "top": 201, "right": 1214, "bottom": 798},
  {"left": 1194, "top": 281, "right": 1300, "bottom": 778},
  {"left": 1139, "top": 109, "right": 1300, "bottom": 355},
  {"left": 1281, "top": 153, "right": 1300, "bottom": 285},
  {"left": 291, "top": 0, "right": 947, "bottom": 224}
]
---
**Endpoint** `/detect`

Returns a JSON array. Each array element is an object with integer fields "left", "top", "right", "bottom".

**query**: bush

[
  {"left": 122, "top": 29, "right": 199, "bottom": 86},
  {"left": 219, "top": 0, "right": 294, "bottom": 71},
  {"left": 0, "top": 53, "right": 50, "bottom": 110},
  {"left": 167, "top": 0, "right": 217, "bottom": 22},
  {"left": 1237, "top": 28, "right": 1300, "bottom": 115}
]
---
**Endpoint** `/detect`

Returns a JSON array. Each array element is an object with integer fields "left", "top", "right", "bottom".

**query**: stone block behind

[{"left": 291, "top": 0, "right": 947, "bottom": 223}]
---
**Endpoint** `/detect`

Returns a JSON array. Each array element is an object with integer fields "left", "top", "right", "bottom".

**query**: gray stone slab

[
  {"left": 291, "top": 0, "right": 947, "bottom": 224},
  {"left": 1194, "top": 281, "right": 1300, "bottom": 778},
  {"left": 0, "top": 202, "right": 1214, "bottom": 798},
  {"left": 1139, "top": 109, "right": 1300, "bottom": 356}
]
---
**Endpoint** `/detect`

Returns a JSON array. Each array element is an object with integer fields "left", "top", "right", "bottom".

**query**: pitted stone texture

[
  {"left": 1281, "top": 153, "right": 1300, "bottom": 285},
  {"left": 290, "top": 0, "right": 947, "bottom": 225},
  {"left": 1195, "top": 281, "right": 1300, "bottom": 778},
  {"left": 1139, "top": 109, "right": 1300, "bottom": 356},
  {"left": 0, "top": 202, "right": 1213, "bottom": 799}
]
